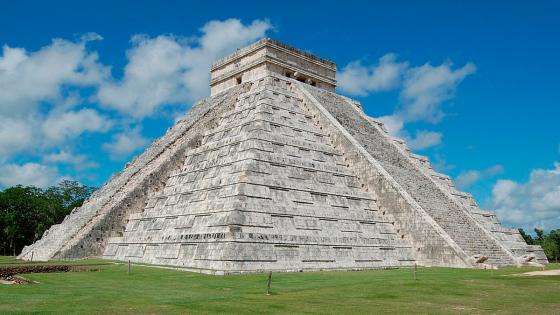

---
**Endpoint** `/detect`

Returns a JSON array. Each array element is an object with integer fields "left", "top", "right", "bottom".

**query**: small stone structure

[{"left": 19, "top": 39, "right": 547, "bottom": 273}]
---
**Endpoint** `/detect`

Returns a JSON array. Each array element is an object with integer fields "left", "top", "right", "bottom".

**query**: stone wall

[
  {"left": 103, "top": 75, "right": 415, "bottom": 274},
  {"left": 18, "top": 85, "right": 243, "bottom": 261},
  {"left": 210, "top": 39, "right": 336, "bottom": 95}
]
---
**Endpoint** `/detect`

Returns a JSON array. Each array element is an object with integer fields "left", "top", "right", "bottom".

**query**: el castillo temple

[{"left": 19, "top": 39, "right": 547, "bottom": 274}]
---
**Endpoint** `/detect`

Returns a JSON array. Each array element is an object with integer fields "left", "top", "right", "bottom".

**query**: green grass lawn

[{"left": 1, "top": 256, "right": 559, "bottom": 314}]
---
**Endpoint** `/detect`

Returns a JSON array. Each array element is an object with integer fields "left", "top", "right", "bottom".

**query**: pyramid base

[{"left": 105, "top": 255, "right": 416, "bottom": 275}]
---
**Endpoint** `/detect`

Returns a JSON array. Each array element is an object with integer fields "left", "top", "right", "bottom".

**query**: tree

[
  {"left": 535, "top": 228, "right": 545, "bottom": 241},
  {"left": 0, "top": 186, "right": 47, "bottom": 256},
  {"left": 520, "top": 228, "right": 560, "bottom": 262},
  {"left": 545, "top": 229, "right": 560, "bottom": 262},
  {"left": 540, "top": 238, "right": 559, "bottom": 262},
  {"left": 0, "top": 181, "right": 96, "bottom": 256},
  {"left": 44, "top": 180, "right": 96, "bottom": 223},
  {"left": 518, "top": 228, "right": 534, "bottom": 245}
]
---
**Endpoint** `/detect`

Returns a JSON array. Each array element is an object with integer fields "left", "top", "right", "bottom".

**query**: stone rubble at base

[{"left": 18, "top": 39, "right": 547, "bottom": 274}]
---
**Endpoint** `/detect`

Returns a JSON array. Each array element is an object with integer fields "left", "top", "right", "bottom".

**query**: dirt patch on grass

[
  {"left": 0, "top": 265, "right": 72, "bottom": 284},
  {"left": 515, "top": 269, "right": 560, "bottom": 276}
]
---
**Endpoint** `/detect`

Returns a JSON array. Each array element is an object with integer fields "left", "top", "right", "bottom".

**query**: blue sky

[{"left": 0, "top": 1, "right": 558, "bottom": 231}]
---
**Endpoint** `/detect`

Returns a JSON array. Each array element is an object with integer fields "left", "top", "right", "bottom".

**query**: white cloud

[
  {"left": 338, "top": 56, "right": 475, "bottom": 125},
  {"left": 338, "top": 54, "right": 408, "bottom": 96},
  {"left": 431, "top": 154, "right": 455, "bottom": 172},
  {"left": 399, "top": 62, "right": 476, "bottom": 123},
  {"left": 490, "top": 162, "right": 560, "bottom": 230},
  {"left": 0, "top": 35, "right": 108, "bottom": 117},
  {"left": 407, "top": 130, "right": 443, "bottom": 151},
  {"left": 0, "top": 116, "right": 34, "bottom": 160},
  {"left": 456, "top": 172, "right": 484, "bottom": 190},
  {"left": 340, "top": 52, "right": 476, "bottom": 152},
  {"left": 0, "top": 107, "right": 112, "bottom": 159},
  {"left": 0, "top": 35, "right": 111, "bottom": 159},
  {"left": 377, "top": 115, "right": 404, "bottom": 136},
  {"left": 42, "top": 108, "right": 112, "bottom": 144},
  {"left": 377, "top": 116, "right": 442, "bottom": 151},
  {"left": 103, "top": 128, "right": 149, "bottom": 161},
  {"left": 0, "top": 163, "right": 62, "bottom": 188},
  {"left": 455, "top": 164, "right": 504, "bottom": 189},
  {"left": 43, "top": 150, "right": 98, "bottom": 170},
  {"left": 43, "top": 150, "right": 81, "bottom": 163},
  {"left": 97, "top": 18, "right": 272, "bottom": 118}
]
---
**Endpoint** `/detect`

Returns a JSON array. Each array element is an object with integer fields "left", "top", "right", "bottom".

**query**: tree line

[
  {"left": 519, "top": 228, "right": 560, "bottom": 262},
  {"left": 0, "top": 180, "right": 96, "bottom": 256}
]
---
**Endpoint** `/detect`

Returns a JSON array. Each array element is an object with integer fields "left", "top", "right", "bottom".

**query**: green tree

[
  {"left": 0, "top": 181, "right": 95, "bottom": 255},
  {"left": 44, "top": 180, "right": 96, "bottom": 222},
  {"left": 540, "top": 238, "right": 559, "bottom": 262},
  {"left": 526, "top": 228, "right": 560, "bottom": 262},
  {"left": 518, "top": 228, "right": 534, "bottom": 244},
  {"left": 545, "top": 229, "right": 560, "bottom": 262},
  {"left": 535, "top": 228, "right": 545, "bottom": 241}
]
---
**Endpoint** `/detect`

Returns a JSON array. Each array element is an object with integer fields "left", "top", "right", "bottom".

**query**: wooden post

[
  {"left": 414, "top": 263, "right": 417, "bottom": 280},
  {"left": 266, "top": 271, "right": 272, "bottom": 295},
  {"left": 128, "top": 260, "right": 131, "bottom": 275}
]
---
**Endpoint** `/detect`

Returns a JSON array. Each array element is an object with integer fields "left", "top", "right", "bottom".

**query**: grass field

[{"left": 1, "top": 256, "right": 559, "bottom": 314}]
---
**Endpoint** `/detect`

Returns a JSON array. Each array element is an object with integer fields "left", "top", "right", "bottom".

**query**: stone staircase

[
  {"left": 411, "top": 155, "right": 548, "bottom": 265},
  {"left": 300, "top": 83, "right": 517, "bottom": 267}
]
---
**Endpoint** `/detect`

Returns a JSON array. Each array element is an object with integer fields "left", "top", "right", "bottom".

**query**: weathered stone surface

[
  {"left": 18, "top": 85, "right": 243, "bottom": 262},
  {"left": 211, "top": 38, "right": 336, "bottom": 95},
  {"left": 20, "top": 39, "right": 546, "bottom": 272},
  {"left": 103, "top": 77, "right": 416, "bottom": 273}
]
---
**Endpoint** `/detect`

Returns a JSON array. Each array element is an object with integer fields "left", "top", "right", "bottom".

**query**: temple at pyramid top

[{"left": 210, "top": 38, "right": 337, "bottom": 95}]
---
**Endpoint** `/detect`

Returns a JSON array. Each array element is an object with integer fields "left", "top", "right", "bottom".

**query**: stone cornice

[
  {"left": 210, "top": 55, "right": 337, "bottom": 87},
  {"left": 211, "top": 38, "right": 336, "bottom": 71}
]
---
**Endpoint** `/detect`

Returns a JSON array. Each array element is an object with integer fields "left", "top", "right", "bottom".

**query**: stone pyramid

[{"left": 19, "top": 39, "right": 547, "bottom": 273}]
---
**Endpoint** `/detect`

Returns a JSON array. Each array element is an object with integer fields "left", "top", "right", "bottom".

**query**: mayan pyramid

[{"left": 19, "top": 39, "right": 547, "bottom": 273}]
